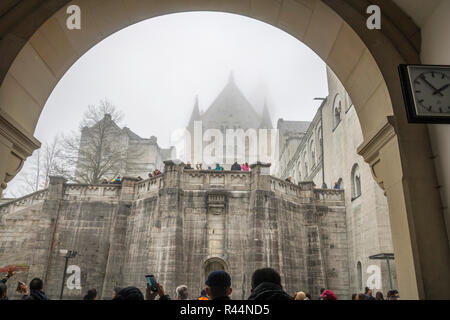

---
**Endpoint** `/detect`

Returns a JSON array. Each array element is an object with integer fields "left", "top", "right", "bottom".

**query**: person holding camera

[{"left": 19, "top": 278, "right": 50, "bottom": 300}]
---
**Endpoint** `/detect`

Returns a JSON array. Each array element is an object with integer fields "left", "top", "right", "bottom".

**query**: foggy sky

[{"left": 5, "top": 11, "right": 328, "bottom": 197}]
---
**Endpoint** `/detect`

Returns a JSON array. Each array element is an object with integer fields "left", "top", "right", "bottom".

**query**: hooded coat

[{"left": 247, "top": 282, "right": 293, "bottom": 301}]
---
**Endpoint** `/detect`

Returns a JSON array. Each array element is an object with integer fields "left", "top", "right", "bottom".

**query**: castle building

[
  {"left": 277, "top": 67, "right": 398, "bottom": 294},
  {"left": 186, "top": 74, "right": 275, "bottom": 170},
  {"left": 76, "top": 114, "right": 175, "bottom": 180}
]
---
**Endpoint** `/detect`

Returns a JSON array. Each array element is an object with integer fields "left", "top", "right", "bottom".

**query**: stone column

[
  {"left": 359, "top": 118, "right": 450, "bottom": 300},
  {"left": 119, "top": 177, "right": 139, "bottom": 201},
  {"left": 0, "top": 111, "right": 40, "bottom": 195}
]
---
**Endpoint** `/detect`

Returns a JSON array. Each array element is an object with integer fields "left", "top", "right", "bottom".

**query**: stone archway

[{"left": 0, "top": 0, "right": 449, "bottom": 299}]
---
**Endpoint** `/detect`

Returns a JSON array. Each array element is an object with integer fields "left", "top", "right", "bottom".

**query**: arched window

[
  {"left": 310, "top": 140, "right": 316, "bottom": 165},
  {"left": 303, "top": 152, "right": 308, "bottom": 177},
  {"left": 351, "top": 164, "right": 362, "bottom": 200},
  {"left": 357, "top": 261, "right": 363, "bottom": 291},
  {"left": 333, "top": 94, "right": 342, "bottom": 129},
  {"left": 298, "top": 163, "right": 302, "bottom": 182}
]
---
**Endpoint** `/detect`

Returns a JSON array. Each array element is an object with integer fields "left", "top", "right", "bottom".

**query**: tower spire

[
  {"left": 260, "top": 99, "right": 273, "bottom": 129},
  {"left": 188, "top": 95, "right": 201, "bottom": 129}
]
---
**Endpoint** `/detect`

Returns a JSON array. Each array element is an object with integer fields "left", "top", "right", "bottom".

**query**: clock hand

[
  {"left": 433, "top": 84, "right": 450, "bottom": 96},
  {"left": 419, "top": 76, "right": 444, "bottom": 96}
]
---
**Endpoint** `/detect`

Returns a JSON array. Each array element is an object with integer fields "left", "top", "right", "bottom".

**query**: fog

[{"left": 5, "top": 11, "right": 328, "bottom": 197}]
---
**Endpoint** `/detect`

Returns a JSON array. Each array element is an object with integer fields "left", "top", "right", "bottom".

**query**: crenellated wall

[{"left": 0, "top": 161, "right": 349, "bottom": 299}]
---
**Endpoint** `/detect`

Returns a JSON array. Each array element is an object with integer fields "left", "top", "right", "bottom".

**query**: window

[
  {"left": 357, "top": 261, "right": 363, "bottom": 291},
  {"left": 303, "top": 152, "right": 308, "bottom": 177},
  {"left": 298, "top": 163, "right": 302, "bottom": 182},
  {"left": 351, "top": 164, "right": 362, "bottom": 200},
  {"left": 333, "top": 94, "right": 342, "bottom": 129},
  {"left": 310, "top": 140, "right": 316, "bottom": 165}
]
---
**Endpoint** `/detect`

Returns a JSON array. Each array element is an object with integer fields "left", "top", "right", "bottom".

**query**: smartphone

[{"left": 145, "top": 274, "right": 158, "bottom": 292}]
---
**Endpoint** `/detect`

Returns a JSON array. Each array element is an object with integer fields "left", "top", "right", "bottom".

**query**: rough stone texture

[{"left": 0, "top": 162, "right": 349, "bottom": 300}]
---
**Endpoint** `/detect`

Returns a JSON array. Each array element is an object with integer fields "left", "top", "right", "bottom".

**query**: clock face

[{"left": 408, "top": 66, "right": 450, "bottom": 116}]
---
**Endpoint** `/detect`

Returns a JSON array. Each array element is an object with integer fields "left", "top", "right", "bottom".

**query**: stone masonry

[{"left": 0, "top": 161, "right": 349, "bottom": 300}]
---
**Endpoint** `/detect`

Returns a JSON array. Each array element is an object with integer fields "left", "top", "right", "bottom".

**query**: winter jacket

[
  {"left": 241, "top": 165, "right": 250, "bottom": 172},
  {"left": 231, "top": 163, "right": 241, "bottom": 171},
  {"left": 22, "top": 290, "right": 50, "bottom": 300},
  {"left": 247, "top": 282, "right": 293, "bottom": 301}
]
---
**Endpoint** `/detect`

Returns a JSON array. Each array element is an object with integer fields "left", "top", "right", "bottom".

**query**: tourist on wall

[
  {"left": 231, "top": 161, "right": 241, "bottom": 171},
  {"left": 184, "top": 162, "right": 193, "bottom": 170},
  {"left": 241, "top": 163, "right": 250, "bottom": 171},
  {"left": 351, "top": 293, "right": 359, "bottom": 300},
  {"left": 20, "top": 278, "right": 50, "bottom": 300},
  {"left": 196, "top": 162, "right": 203, "bottom": 170},
  {"left": 247, "top": 268, "right": 293, "bottom": 301},
  {"left": 318, "top": 288, "right": 325, "bottom": 300},
  {"left": 358, "top": 293, "right": 366, "bottom": 300},
  {"left": 285, "top": 176, "right": 292, "bottom": 183},
  {"left": 83, "top": 288, "right": 98, "bottom": 300},
  {"left": 205, "top": 270, "right": 232, "bottom": 300},
  {"left": 214, "top": 163, "right": 224, "bottom": 171}
]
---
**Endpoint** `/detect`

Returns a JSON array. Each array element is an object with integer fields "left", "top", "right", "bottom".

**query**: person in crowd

[
  {"left": 101, "top": 178, "right": 109, "bottom": 184},
  {"left": 154, "top": 169, "right": 162, "bottom": 176},
  {"left": 204, "top": 270, "right": 232, "bottom": 300},
  {"left": 247, "top": 268, "right": 293, "bottom": 300},
  {"left": 231, "top": 161, "right": 241, "bottom": 171},
  {"left": 358, "top": 293, "right": 366, "bottom": 300},
  {"left": 294, "top": 291, "right": 306, "bottom": 300},
  {"left": 136, "top": 176, "right": 143, "bottom": 181},
  {"left": 387, "top": 289, "right": 400, "bottom": 300},
  {"left": 214, "top": 163, "right": 224, "bottom": 171},
  {"left": 351, "top": 293, "right": 359, "bottom": 300},
  {"left": 83, "top": 288, "right": 98, "bottom": 300},
  {"left": 145, "top": 282, "right": 171, "bottom": 300},
  {"left": 0, "top": 269, "right": 16, "bottom": 300},
  {"left": 241, "top": 163, "right": 250, "bottom": 172},
  {"left": 175, "top": 285, "right": 188, "bottom": 300},
  {"left": 198, "top": 289, "right": 209, "bottom": 300},
  {"left": 113, "top": 286, "right": 144, "bottom": 300},
  {"left": 20, "top": 278, "right": 50, "bottom": 300},
  {"left": 285, "top": 176, "right": 292, "bottom": 183},
  {"left": 111, "top": 176, "right": 122, "bottom": 184},
  {"left": 184, "top": 162, "right": 193, "bottom": 170},
  {"left": 321, "top": 182, "right": 328, "bottom": 189},
  {"left": 333, "top": 182, "right": 340, "bottom": 190},
  {"left": 365, "top": 287, "right": 375, "bottom": 300},
  {"left": 112, "top": 287, "right": 122, "bottom": 299},
  {"left": 196, "top": 163, "right": 203, "bottom": 170},
  {"left": 0, "top": 282, "right": 7, "bottom": 300},
  {"left": 148, "top": 172, "right": 153, "bottom": 179},
  {"left": 305, "top": 293, "right": 312, "bottom": 300},
  {"left": 375, "top": 291, "right": 384, "bottom": 300},
  {"left": 318, "top": 288, "right": 326, "bottom": 300},
  {"left": 320, "top": 289, "right": 337, "bottom": 300}
]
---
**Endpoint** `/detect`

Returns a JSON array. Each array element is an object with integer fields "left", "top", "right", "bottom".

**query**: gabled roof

[
  {"left": 277, "top": 119, "right": 311, "bottom": 135},
  {"left": 200, "top": 74, "right": 262, "bottom": 129}
]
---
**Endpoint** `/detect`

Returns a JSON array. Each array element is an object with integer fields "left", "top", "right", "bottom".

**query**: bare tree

[
  {"left": 60, "top": 99, "right": 136, "bottom": 184},
  {"left": 18, "top": 136, "right": 65, "bottom": 194}
]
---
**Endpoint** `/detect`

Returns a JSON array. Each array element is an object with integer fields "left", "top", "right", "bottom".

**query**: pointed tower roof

[
  {"left": 187, "top": 95, "right": 201, "bottom": 129},
  {"left": 201, "top": 74, "right": 261, "bottom": 129},
  {"left": 260, "top": 99, "right": 273, "bottom": 129}
]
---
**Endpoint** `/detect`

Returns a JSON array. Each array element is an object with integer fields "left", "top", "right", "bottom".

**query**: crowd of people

[
  {"left": 0, "top": 267, "right": 399, "bottom": 301},
  {"left": 184, "top": 161, "right": 250, "bottom": 172}
]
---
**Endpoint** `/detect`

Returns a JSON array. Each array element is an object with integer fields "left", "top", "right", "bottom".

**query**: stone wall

[{"left": 0, "top": 163, "right": 349, "bottom": 299}]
